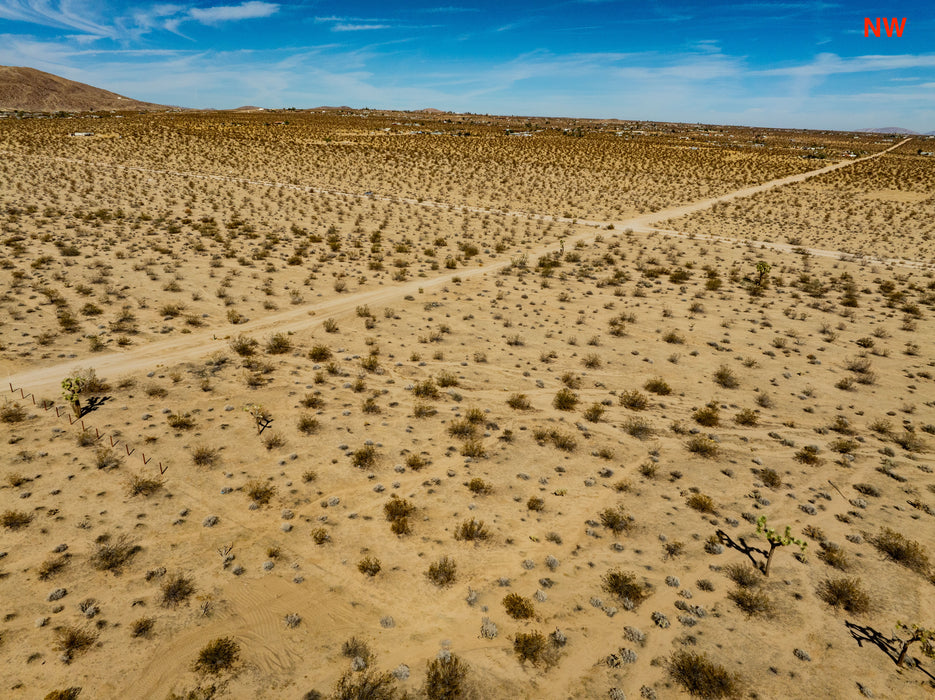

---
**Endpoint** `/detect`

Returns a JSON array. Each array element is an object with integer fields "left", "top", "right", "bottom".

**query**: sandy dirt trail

[{"left": 3, "top": 138, "right": 918, "bottom": 397}]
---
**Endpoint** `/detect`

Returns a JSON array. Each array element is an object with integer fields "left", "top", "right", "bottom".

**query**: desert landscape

[{"left": 0, "top": 105, "right": 933, "bottom": 700}]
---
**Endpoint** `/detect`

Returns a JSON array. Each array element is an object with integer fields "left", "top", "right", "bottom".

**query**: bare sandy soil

[{"left": 0, "top": 112, "right": 932, "bottom": 700}]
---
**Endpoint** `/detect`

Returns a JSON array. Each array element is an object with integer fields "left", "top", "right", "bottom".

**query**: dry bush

[
  {"left": 229, "top": 334, "right": 258, "bottom": 356},
  {"left": 817, "top": 577, "right": 870, "bottom": 613},
  {"left": 724, "top": 564, "right": 760, "bottom": 588},
  {"left": 686, "top": 493, "right": 717, "bottom": 514},
  {"left": 583, "top": 403, "right": 605, "bottom": 422},
  {"left": 599, "top": 505, "right": 633, "bottom": 535},
  {"left": 424, "top": 653, "right": 468, "bottom": 700},
  {"left": 161, "top": 573, "right": 196, "bottom": 606},
  {"left": 619, "top": 390, "right": 649, "bottom": 410},
  {"left": 713, "top": 365, "right": 739, "bottom": 388},
  {"left": 412, "top": 379, "right": 440, "bottom": 399},
  {"left": 756, "top": 468, "right": 782, "bottom": 489},
  {"left": 818, "top": 542, "right": 850, "bottom": 571},
  {"left": 644, "top": 377, "right": 672, "bottom": 395},
  {"left": 54, "top": 625, "right": 98, "bottom": 662},
  {"left": 513, "top": 631, "right": 558, "bottom": 667},
  {"left": 265, "top": 332, "right": 292, "bottom": 354},
  {"left": 332, "top": 669, "right": 397, "bottom": 700},
  {"left": 426, "top": 556, "right": 457, "bottom": 587},
  {"left": 191, "top": 444, "right": 219, "bottom": 467},
  {"left": 90, "top": 534, "right": 140, "bottom": 573},
  {"left": 454, "top": 518, "right": 490, "bottom": 542},
  {"left": 693, "top": 403, "right": 720, "bottom": 427},
  {"left": 384, "top": 495, "right": 415, "bottom": 523},
  {"left": 467, "top": 478, "right": 492, "bottom": 495},
  {"left": 193, "top": 637, "right": 239, "bottom": 674},
  {"left": 527, "top": 496, "right": 545, "bottom": 512},
  {"left": 130, "top": 617, "right": 155, "bottom": 638},
  {"left": 502, "top": 593, "right": 535, "bottom": 619},
  {"left": 167, "top": 412, "right": 195, "bottom": 430},
  {"left": 728, "top": 588, "right": 773, "bottom": 617},
  {"left": 44, "top": 689, "right": 82, "bottom": 700},
  {"left": 262, "top": 431, "right": 285, "bottom": 450},
  {"left": 358, "top": 556, "right": 382, "bottom": 577},
  {"left": 552, "top": 388, "right": 579, "bottom": 410},
  {"left": 351, "top": 444, "right": 377, "bottom": 469},
  {"left": 1, "top": 510, "right": 32, "bottom": 529},
  {"left": 308, "top": 344, "right": 332, "bottom": 361},
  {"left": 94, "top": 447, "right": 121, "bottom": 470},
  {"left": 686, "top": 436, "right": 719, "bottom": 458},
  {"left": 622, "top": 416, "right": 654, "bottom": 440},
  {"left": 127, "top": 473, "right": 163, "bottom": 497},
  {"left": 460, "top": 439, "right": 486, "bottom": 458},
  {"left": 873, "top": 528, "right": 929, "bottom": 573},
  {"left": 793, "top": 445, "right": 822, "bottom": 465},
  {"left": 38, "top": 556, "right": 68, "bottom": 580},
  {"left": 668, "top": 650, "right": 741, "bottom": 699},
  {"left": 0, "top": 402, "right": 26, "bottom": 423},
  {"left": 507, "top": 393, "right": 531, "bottom": 409},
  {"left": 297, "top": 414, "right": 319, "bottom": 434},
  {"left": 601, "top": 569, "right": 652, "bottom": 607},
  {"left": 245, "top": 479, "right": 276, "bottom": 505}
]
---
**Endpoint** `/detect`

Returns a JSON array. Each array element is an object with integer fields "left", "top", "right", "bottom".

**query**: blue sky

[{"left": 1, "top": 1, "right": 933, "bottom": 130}]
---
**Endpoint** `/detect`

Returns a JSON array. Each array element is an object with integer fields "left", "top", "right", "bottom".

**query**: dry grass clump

[
  {"left": 90, "top": 534, "right": 140, "bottom": 573},
  {"left": 818, "top": 542, "right": 851, "bottom": 571},
  {"left": 229, "top": 334, "right": 258, "bottom": 357},
  {"left": 502, "top": 593, "right": 536, "bottom": 619},
  {"left": 756, "top": 468, "right": 782, "bottom": 489},
  {"left": 460, "top": 439, "right": 486, "bottom": 458},
  {"left": 38, "top": 556, "right": 68, "bottom": 581},
  {"left": 127, "top": 473, "right": 164, "bottom": 497},
  {"left": 583, "top": 403, "right": 605, "bottom": 422},
  {"left": 161, "top": 573, "right": 196, "bottom": 606},
  {"left": 54, "top": 625, "right": 98, "bottom": 662},
  {"left": 412, "top": 379, "right": 440, "bottom": 399},
  {"left": 622, "top": 416, "right": 654, "bottom": 440},
  {"left": 872, "top": 528, "right": 929, "bottom": 573},
  {"left": 244, "top": 479, "right": 276, "bottom": 505},
  {"left": 351, "top": 444, "right": 377, "bottom": 469},
  {"left": 265, "top": 332, "right": 292, "bottom": 354},
  {"left": 817, "top": 577, "right": 871, "bottom": 613},
  {"left": 191, "top": 444, "right": 219, "bottom": 467},
  {"left": 130, "top": 617, "right": 155, "bottom": 638},
  {"left": 454, "top": 518, "right": 490, "bottom": 542},
  {"left": 332, "top": 669, "right": 397, "bottom": 700},
  {"left": 527, "top": 496, "right": 545, "bottom": 512},
  {"left": 686, "top": 492, "right": 717, "bottom": 514},
  {"left": 308, "top": 343, "right": 332, "bottom": 361},
  {"left": 426, "top": 556, "right": 457, "bottom": 587},
  {"left": 601, "top": 569, "right": 652, "bottom": 607},
  {"left": 44, "top": 688, "right": 82, "bottom": 700},
  {"left": 467, "top": 478, "right": 493, "bottom": 495},
  {"left": 1, "top": 509, "right": 33, "bottom": 529},
  {"left": 724, "top": 564, "right": 760, "bottom": 588},
  {"left": 693, "top": 403, "right": 720, "bottom": 427},
  {"left": 644, "top": 377, "right": 672, "bottom": 395},
  {"left": 793, "top": 445, "right": 821, "bottom": 465},
  {"left": 713, "top": 365, "right": 739, "bottom": 388},
  {"left": 358, "top": 556, "right": 382, "bottom": 577},
  {"left": 0, "top": 402, "right": 27, "bottom": 423},
  {"left": 552, "top": 388, "right": 579, "bottom": 410},
  {"left": 297, "top": 414, "right": 319, "bottom": 434},
  {"left": 166, "top": 412, "right": 195, "bottom": 430},
  {"left": 193, "top": 637, "right": 239, "bottom": 674},
  {"left": 668, "top": 650, "right": 741, "bottom": 699},
  {"left": 728, "top": 588, "right": 774, "bottom": 617},
  {"left": 619, "top": 389, "right": 649, "bottom": 410},
  {"left": 507, "top": 393, "right": 531, "bottom": 409},
  {"left": 686, "top": 436, "right": 720, "bottom": 458},
  {"left": 598, "top": 505, "right": 634, "bottom": 535}
]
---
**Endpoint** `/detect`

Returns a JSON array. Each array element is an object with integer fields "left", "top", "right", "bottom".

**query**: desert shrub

[
  {"left": 723, "top": 564, "right": 759, "bottom": 588},
  {"left": 793, "top": 445, "right": 822, "bottom": 465},
  {"left": 244, "top": 479, "right": 276, "bottom": 505},
  {"left": 161, "top": 573, "right": 196, "bottom": 606},
  {"left": 873, "top": 528, "right": 929, "bottom": 573},
  {"left": 167, "top": 412, "right": 195, "bottom": 430},
  {"left": 583, "top": 403, "right": 605, "bottom": 422},
  {"left": 644, "top": 377, "right": 672, "bottom": 395},
  {"left": 412, "top": 379, "right": 440, "bottom": 399},
  {"left": 297, "top": 414, "right": 319, "bottom": 434},
  {"left": 467, "top": 478, "right": 492, "bottom": 495},
  {"left": 405, "top": 454, "right": 428, "bottom": 470},
  {"left": 426, "top": 556, "right": 458, "bottom": 587},
  {"left": 191, "top": 445, "right": 219, "bottom": 467},
  {"left": 193, "top": 637, "right": 239, "bottom": 674},
  {"left": 300, "top": 393, "right": 324, "bottom": 409},
  {"left": 686, "top": 493, "right": 717, "bottom": 514},
  {"left": 507, "top": 393, "right": 531, "bottom": 410},
  {"left": 436, "top": 371, "right": 459, "bottom": 387},
  {"left": 94, "top": 447, "right": 121, "bottom": 470},
  {"left": 38, "top": 556, "right": 68, "bottom": 581},
  {"left": 817, "top": 577, "right": 870, "bottom": 613},
  {"left": 686, "top": 436, "right": 719, "bottom": 458},
  {"left": 44, "top": 689, "right": 82, "bottom": 700},
  {"left": 553, "top": 388, "right": 578, "bottom": 411},
  {"left": 341, "top": 636, "right": 373, "bottom": 662},
  {"left": 818, "top": 542, "right": 850, "bottom": 571},
  {"left": 229, "top": 334, "right": 258, "bottom": 356},
  {"left": 265, "top": 332, "right": 293, "bottom": 354},
  {"left": 728, "top": 588, "right": 773, "bottom": 617},
  {"left": 413, "top": 403, "right": 437, "bottom": 418},
  {"left": 127, "top": 473, "right": 163, "bottom": 497},
  {"left": 332, "top": 670, "right": 397, "bottom": 700},
  {"left": 1, "top": 510, "right": 32, "bottom": 529},
  {"left": 322, "top": 318, "right": 339, "bottom": 333},
  {"left": 601, "top": 569, "right": 652, "bottom": 607},
  {"left": 757, "top": 468, "right": 782, "bottom": 489},
  {"left": 90, "top": 534, "right": 140, "bottom": 573},
  {"left": 713, "top": 365, "right": 739, "bottom": 388},
  {"left": 894, "top": 430, "right": 927, "bottom": 453},
  {"left": 448, "top": 419, "right": 476, "bottom": 439},
  {"left": 262, "top": 431, "right": 285, "bottom": 450},
  {"left": 384, "top": 495, "right": 415, "bottom": 522},
  {"left": 619, "top": 390, "right": 649, "bottom": 410},
  {"left": 424, "top": 653, "right": 468, "bottom": 700},
  {"left": 460, "top": 439, "right": 486, "bottom": 458},
  {"left": 454, "top": 518, "right": 490, "bottom": 542},
  {"left": 622, "top": 416, "right": 654, "bottom": 440},
  {"left": 502, "top": 593, "right": 535, "bottom": 619},
  {"left": 513, "top": 631, "right": 556, "bottom": 666},
  {"left": 308, "top": 344, "right": 332, "bottom": 362},
  {"left": 358, "top": 556, "right": 382, "bottom": 577},
  {"left": 144, "top": 383, "right": 168, "bottom": 398},
  {"left": 668, "top": 650, "right": 741, "bottom": 699},
  {"left": 351, "top": 444, "right": 377, "bottom": 469},
  {"left": 527, "top": 496, "right": 545, "bottom": 512},
  {"left": 55, "top": 625, "right": 97, "bottom": 662},
  {"left": 599, "top": 506, "right": 633, "bottom": 535},
  {"left": 130, "top": 617, "right": 155, "bottom": 638},
  {"left": 693, "top": 403, "right": 720, "bottom": 427},
  {"left": 311, "top": 527, "right": 330, "bottom": 545},
  {"left": 0, "top": 402, "right": 26, "bottom": 423}
]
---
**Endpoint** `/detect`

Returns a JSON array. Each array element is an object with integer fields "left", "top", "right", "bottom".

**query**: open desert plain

[{"left": 0, "top": 110, "right": 933, "bottom": 700}]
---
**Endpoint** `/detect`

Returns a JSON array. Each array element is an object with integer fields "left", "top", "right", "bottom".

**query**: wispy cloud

[
  {"left": 332, "top": 23, "right": 390, "bottom": 32},
  {"left": 757, "top": 52, "right": 935, "bottom": 77},
  {"left": 0, "top": 0, "right": 118, "bottom": 38},
  {"left": 189, "top": 2, "right": 279, "bottom": 24}
]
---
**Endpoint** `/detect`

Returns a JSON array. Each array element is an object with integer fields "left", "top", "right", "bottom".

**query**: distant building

[{"left": 71, "top": 132, "right": 94, "bottom": 137}]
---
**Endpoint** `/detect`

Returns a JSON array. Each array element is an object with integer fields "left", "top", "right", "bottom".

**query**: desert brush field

[{"left": 0, "top": 111, "right": 933, "bottom": 700}]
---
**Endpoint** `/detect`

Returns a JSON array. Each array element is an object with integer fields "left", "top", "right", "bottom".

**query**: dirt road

[{"left": 3, "top": 138, "right": 921, "bottom": 396}]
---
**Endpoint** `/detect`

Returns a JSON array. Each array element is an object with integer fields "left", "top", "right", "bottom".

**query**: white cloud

[
  {"left": 332, "top": 23, "right": 391, "bottom": 32},
  {"left": 188, "top": 1, "right": 279, "bottom": 24},
  {"left": 0, "top": 0, "right": 117, "bottom": 38}
]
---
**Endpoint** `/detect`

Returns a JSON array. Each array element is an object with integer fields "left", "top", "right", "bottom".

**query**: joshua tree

[
  {"left": 62, "top": 376, "right": 87, "bottom": 417},
  {"left": 756, "top": 515, "right": 806, "bottom": 576},
  {"left": 755, "top": 261, "right": 771, "bottom": 288},
  {"left": 895, "top": 622, "right": 934, "bottom": 667}
]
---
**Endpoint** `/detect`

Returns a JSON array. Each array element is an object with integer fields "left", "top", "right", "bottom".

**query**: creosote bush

[
  {"left": 358, "top": 556, "right": 382, "bottom": 577},
  {"left": 668, "top": 650, "right": 741, "bottom": 699},
  {"left": 455, "top": 518, "right": 490, "bottom": 542},
  {"left": 426, "top": 556, "right": 457, "bottom": 587},
  {"left": 425, "top": 653, "right": 468, "bottom": 700},
  {"left": 552, "top": 388, "right": 578, "bottom": 411},
  {"left": 502, "top": 593, "right": 536, "bottom": 619},
  {"left": 873, "top": 528, "right": 929, "bottom": 573},
  {"left": 601, "top": 569, "right": 652, "bottom": 607},
  {"left": 90, "top": 534, "right": 141, "bottom": 573},
  {"left": 161, "top": 572, "right": 196, "bottom": 607},
  {"left": 513, "top": 631, "right": 558, "bottom": 667},
  {"left": 245, "top": 479, "right": 276, "bottom": 505},
  {"left": 1, "top": 510, "right": 33, "bottom": 529},
  {"left": 818, "top": 577, "right": 870, "bottom": 613},
  {"left": 55, "top": 625, "right": 98, "bottom": 662},
  {"left": 193, "top": 637, "right": 240, "bottom": 674}
]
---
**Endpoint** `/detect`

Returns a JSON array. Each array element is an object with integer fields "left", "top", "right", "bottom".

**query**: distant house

[{"left": 71, "top": 132, "right": 94, "bottom": 137}]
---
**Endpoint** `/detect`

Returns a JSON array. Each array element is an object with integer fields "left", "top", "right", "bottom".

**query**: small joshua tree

[
  {"left": 61, "top": 375, "right": 87, "bottom": 417},
  {"left": 243, "top": 404, "right": 270, "bottom": 433},
  {"left": 756, "top": 515, "right": 806, "bottom": 576},
  {"left": 755, "top": 261, "right": 771, "bottom": 288},
  {"left": 895, "top": 622, "right": 935, "bottom": 667}
]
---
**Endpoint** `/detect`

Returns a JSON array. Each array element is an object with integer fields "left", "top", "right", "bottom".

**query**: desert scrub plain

[
  {"left": 0, "top": 112, "right": 933, "bottom": 699},
  {"left": 663, "top": 145, "right": 935, "bottom": 264}
]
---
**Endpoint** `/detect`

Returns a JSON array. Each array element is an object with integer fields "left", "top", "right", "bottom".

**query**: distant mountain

[
  {"left": 232, "top": 105, "right": 264, "bottom": 111},
  {"left": 0, "top": 65, "right": 170, "bottom": 112},
  {"left": 856, "top": 127, "right": 919, "bottom": 134}
]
